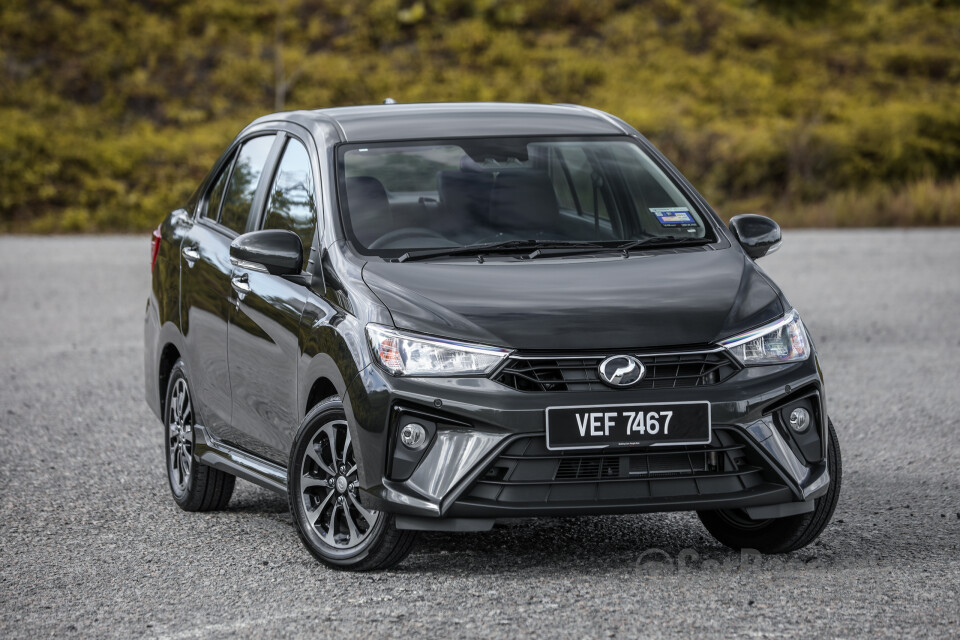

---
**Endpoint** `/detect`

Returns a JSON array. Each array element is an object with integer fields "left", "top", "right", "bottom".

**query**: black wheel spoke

[
  {"left": 306, "top": 445, "right": 335, "bottom": 477},
  {"left": 181, "top": 396, "right": 192, "bottom": 425},
  {"left": 343, "top": 506, "right": 361, "bottom": 546},
  {"left": 323, "top": 502, "right": 340, "bottom": 545},
  {"left": 181, "top": 445, "right": 192, "bottom": 476},
  {"left": 305, "top": 491, "right": 334, "bottom": 526},
  {"left": 347, "top": 492, "right": 377, "bottom": 528},
  {"left": 321, "top": 422, "right": 341, "bottom": 470},
  {"left": 341, "top": 429, "right": 351, "bottom": 471}
]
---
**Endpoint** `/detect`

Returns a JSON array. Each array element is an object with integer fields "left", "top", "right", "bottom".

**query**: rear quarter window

[{"left": 202, "top": 161, "right": 231, "bottom": 221}]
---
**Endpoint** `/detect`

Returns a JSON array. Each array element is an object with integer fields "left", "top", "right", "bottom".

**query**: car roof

[{"left": 250, "top": 102, "right": 632, "bottom": 143}]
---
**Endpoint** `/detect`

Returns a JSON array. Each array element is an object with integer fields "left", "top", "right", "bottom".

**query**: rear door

[
  {"left": 227, "top": 131, "right": 320, "bottom": 463},
  {"left": 180, "top": 133, "right": 279, "bottom": 440}
]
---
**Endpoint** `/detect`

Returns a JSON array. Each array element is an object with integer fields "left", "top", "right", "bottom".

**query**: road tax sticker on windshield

[{"left": 650, "top": 207, "right": 698, "bottom": 228}]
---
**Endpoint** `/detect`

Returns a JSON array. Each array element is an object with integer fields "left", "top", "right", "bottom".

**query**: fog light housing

[
  {"left": 400, "top": 423, "right": 428, "bottom": 450},
  {"left": 389, "top": 414, "right": 438, "bottom": 481},
  {"left": 788, "top": 407, "right": 811, "bottom": 433}
]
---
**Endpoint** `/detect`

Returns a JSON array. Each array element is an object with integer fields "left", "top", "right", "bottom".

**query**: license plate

[{"left": 545, "top": 401, "right": 711, "bottom": 451}]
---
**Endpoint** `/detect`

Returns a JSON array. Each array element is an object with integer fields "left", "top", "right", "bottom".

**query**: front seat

[
  {"left": 437, "top": 170, "right": 496, "bottom": 243},
  {"left": 345, "top": 176, "right": 392, "bottom": 245},
  {"left": 487, "top": 169, "right": 561, "bottom": 238}
]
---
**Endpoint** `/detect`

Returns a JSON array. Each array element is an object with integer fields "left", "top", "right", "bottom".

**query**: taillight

[{"left": 150, "top": 225, "right": 162, "bottom": 271}]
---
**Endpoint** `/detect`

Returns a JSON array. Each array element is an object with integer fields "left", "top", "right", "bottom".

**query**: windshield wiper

[
  {"left": 614, "top": 236, "right": 712, "bottom": 254},
  {"left": 394, "top": 240, "right": 607, "bottom": 263},
  {"left": 394, "top": 237, "right": 709, "bottom": 263},
  {"left": 521, "top": 236, "right": 713, "bottom": 259}
]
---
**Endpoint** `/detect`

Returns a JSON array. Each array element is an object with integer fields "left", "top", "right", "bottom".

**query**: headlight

[
  {"left": 719, "top": 310, "right": 810, "bottom": 365},
  {"left": 366, "top": 324, "right": 512, "bottom": 376}
]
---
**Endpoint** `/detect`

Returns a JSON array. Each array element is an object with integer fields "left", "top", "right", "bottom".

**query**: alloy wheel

[
  {"left": 299, "top": 420, "right": 380, "bottom": 549},
  {"left": 167, "top": 377, "right": 194, "bottom": 495}
]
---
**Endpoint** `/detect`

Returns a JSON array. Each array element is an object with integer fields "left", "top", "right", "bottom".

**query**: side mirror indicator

[{"left": 230, "top": 229, "right": 303, "bottom": 276}]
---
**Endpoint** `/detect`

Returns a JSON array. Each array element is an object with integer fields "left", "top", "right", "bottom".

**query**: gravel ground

[{"left": 1, "top": 230, "right": 958, "bottom": 639}]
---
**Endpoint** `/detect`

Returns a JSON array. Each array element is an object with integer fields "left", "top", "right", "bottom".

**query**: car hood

[{"left": 361, "top": 247, "right": 783, "bottom": 351}]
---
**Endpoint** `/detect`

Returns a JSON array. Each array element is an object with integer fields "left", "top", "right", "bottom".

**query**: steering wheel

[{"left": 367, "top": 227, "right": 453, "bottom": 250}]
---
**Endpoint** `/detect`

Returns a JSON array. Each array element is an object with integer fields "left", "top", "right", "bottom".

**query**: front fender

[
  {"left": 297, "top": 298, "right": 371, "bottom": 419},
  {"left": 297, "top": 295, "right": 379, "bottom": 476}
]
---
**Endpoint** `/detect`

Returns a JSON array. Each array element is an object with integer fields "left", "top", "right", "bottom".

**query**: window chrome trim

[{"left": 507, "top": 346, "right": 727, "bottom": 361}]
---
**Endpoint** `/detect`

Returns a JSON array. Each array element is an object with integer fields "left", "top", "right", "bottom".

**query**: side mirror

[
  {"left": 728, "top": 214, "right": 782, "bottom": 260},
  {"left": 230, "top": 229, "right": 303, "bottom": 276}
]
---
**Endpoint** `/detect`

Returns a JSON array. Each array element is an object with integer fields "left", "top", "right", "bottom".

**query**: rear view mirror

[
  {"left": 728, "top": 214, "right": 782, "bottom": 260},
  {"left": 230, "top": 230, "right": 302, "bottom": 276}
]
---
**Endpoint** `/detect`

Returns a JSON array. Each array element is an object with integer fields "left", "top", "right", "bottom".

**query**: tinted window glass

[
  {"left": 554, "top": 146, "right": 609, "bottom": 221},
  {"left": 262, "top": 139, "right": 317, "bottom": 270},
  {"left": 345, "top": 145, "right": 463, "bottom": 192},
  {"left": 339, "top": 137, "right": 708, "bottom": 256},
  {"left": 219, "top": 135, "right": 276, "bottom": 234},
  {"left": 203, "top": 161, "right": 231, "bottom": 220}
]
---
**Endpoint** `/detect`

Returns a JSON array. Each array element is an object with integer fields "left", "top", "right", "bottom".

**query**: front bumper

[{"left": 343, "top": 352, "right": 830, "bottom": 525}]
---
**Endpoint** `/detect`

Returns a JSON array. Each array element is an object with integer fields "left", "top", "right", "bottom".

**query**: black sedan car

[{"left": 145, "top": 102, "right": 840, "bottom": 570}]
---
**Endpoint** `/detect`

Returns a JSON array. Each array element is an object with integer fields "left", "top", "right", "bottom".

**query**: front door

[
  {"left": 228, "top": 135, "right": 319, "bottom": 463},
  {"left": 180, "top": 133, "right": 278, "bottom": 441}
]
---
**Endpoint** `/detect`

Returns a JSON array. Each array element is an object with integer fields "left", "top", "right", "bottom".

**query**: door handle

[
  {"left": 183, "top": 246, "right": 200, "bottom": 268},
  {"left": 231, "top": 272, "right": 250, "bottom": 309},
  {"left": 231, "top": 272, "right": 251, "bottom": 295}
]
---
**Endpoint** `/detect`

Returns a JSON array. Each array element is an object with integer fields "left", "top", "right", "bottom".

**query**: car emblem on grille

[{"left": 598, "top": 355, "right": 645, "bottom": 388}]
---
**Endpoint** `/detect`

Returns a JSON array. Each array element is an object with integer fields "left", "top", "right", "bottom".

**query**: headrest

[
  {"left": 488, "top": 169, "right": 559, "bottom": 232},
  {"left": 437, "top": 170, "right": 495, "bottom": 232},
  {"left": 345, "top": 176, "right": 390, "bottom": 243}
]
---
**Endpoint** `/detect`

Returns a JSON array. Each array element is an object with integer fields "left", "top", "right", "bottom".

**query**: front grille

[
  {"left": 494, "top": 349, "right": 739, "bottom": 392},
  {"left": 458, "top": 428, "right": 768, "bottom": 508},
  {"left": 555, "top": 456, "right": 620, "bottom": 480}
]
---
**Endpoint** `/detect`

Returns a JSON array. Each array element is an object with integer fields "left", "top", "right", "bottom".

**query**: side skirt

[{"left": 193, "top": 425, "right": 288, "bottom": 494}]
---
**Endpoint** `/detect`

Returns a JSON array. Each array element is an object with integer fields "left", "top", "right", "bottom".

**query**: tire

[
  {"left": 164, "top": 359, "right": 235, "bottom": 511},
  {"left": 697, "top": 418, "right": 842, "bottom": 554},
  {"left": 288, "top": 396, "right": 418, "bottom": 571}
]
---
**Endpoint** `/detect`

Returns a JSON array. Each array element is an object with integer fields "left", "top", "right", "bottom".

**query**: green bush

[{"left": 2, "top": 0, "right": 959, "bottom": 231}]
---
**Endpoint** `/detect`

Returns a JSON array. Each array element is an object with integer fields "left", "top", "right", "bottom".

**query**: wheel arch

[
  {"left": 158, "top": 342, "right": 182, "bottom": 418},
  {"left": 305, "top": 376, "right": 339, "bottom": 415},
  {"left": 298, "top": 319, "right": 370, "bottom": 423},
  {"left": 151, "top": 321, "right": 188, "bottom": 421}
]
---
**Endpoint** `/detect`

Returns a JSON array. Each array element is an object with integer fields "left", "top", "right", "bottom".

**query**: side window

[
  {"left": 203, "top": 159, "right": 231, "bottom": 220},
  {"left": 262, "top": 138, "right": 317, "bottom": 270},
  {"left": 219, "top": 135, "right": 276, "bottom": 234}
]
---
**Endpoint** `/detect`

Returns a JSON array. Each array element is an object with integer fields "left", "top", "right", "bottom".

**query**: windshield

[{"left": 337, "top": 136, "right": 713, "bottom": 257}]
